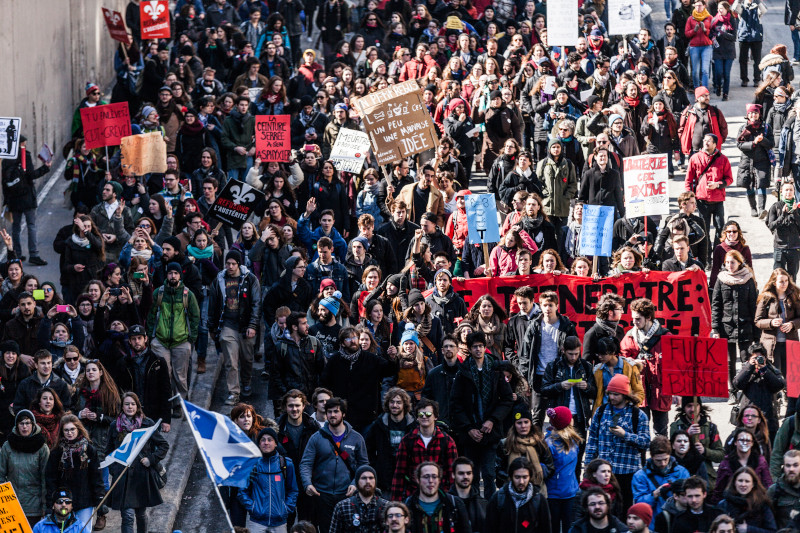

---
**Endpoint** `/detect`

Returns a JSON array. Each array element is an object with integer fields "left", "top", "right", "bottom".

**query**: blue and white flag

[
  {"left": 100, "top": 418, "right": 162, "bottom": 469},
  {"left": 183, "top": 399, "right": 261, "bottom": 488}
]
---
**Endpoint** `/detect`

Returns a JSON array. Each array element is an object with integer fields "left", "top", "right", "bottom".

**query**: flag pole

[
  {"left": 179, "top": 396, "right": 237, "bottom": 533},
  {"left": 79, "top": 464, "right": 131, "bottom": 533}
]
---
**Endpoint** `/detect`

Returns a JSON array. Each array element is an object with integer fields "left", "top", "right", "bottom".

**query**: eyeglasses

[
  {"left": 63, "top": 427, "right": 78, "bottom": 433},
  {"left": 65, "top": 357, "right": 79, "bottom": 362},
  {"left": 726, "top": 230, "right": 738, "bottom": 234},
  {"left": 56, "top": 499, "right": 72, "bottom": 505},
  {"left": 417, "top": 411, "right": 433, "bottom": 418},
  {"left": 387, "top": 512, "right": 407, "bottom": 519},
  {"left": 138, "top": 224, "right": 151, "bottom": 229},
  {"left": 737, "top": 438, "right": 753, "bottom": 444},
  {"left": 91, "top": 91, "right": 101, "bottom": 96},
  {"left": 43, "top": 288, "right": 53, "bottom": 293}
]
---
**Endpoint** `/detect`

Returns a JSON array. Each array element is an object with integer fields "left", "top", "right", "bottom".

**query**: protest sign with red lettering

[
  {"left": 255, "top": 115, "right": 291, "bottom": 162},
  {"left": 430, "top": 270, "right": 712, "bottom": 340},
  {"left": 102, "top": 8, "right": 131, "bottom": 44},
  {"left": 624, "top": 154, "right": 670, "bottom": 217},
  {"left": 140, "top": 0, "right": 171, "bottom": 40},
  {"left": 207, "top": 179, "right": 265, "bottom": 230},
  {"left": 80, "top": 103, "right": 131, "bottom": 150},
  {"left": 787, "top": 340, "right": 800, "bottom": 397},
  {"left": 661, "top": 336, "right": 728, "bottom": 398}
]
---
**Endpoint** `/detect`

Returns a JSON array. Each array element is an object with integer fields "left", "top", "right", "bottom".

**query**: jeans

[
  {"left": 739, "top": 41, "right": 763, "bottom": 82},
  {"left": 713, "top": 58, "right": 734, "bottom": 94},
  {"left": 221, "top": 326, "right": 255, "bottom": 395},
  {"left": 793, "top": 28, "right": 800, "bottom": 61},
  {"left": 245, "top": 521, "right": 287, "bottom": 533},
  {"left": 549, "top": 497, "right": 577, "bottom": 533},
  {"left": 197, "top": 290, "right": 209, "bottom": 361},
  {"left": 121, "top": 507, "right": 148, "bottom": 533},
  {"left": 11, "top": 208, "right": 38, "bottom": 257},
  {"left": 227, "top": 160, "right": 253, "bottom": 182},
  {"left": 697, "top": 199, "right": 725, "bottom": 260},
  {"left": 689, "top": 46, "right": 713, "bottom": 89},
  {"left": 774, "top": 248, "right": 800, "bottom": 280},
  {"left": 664, "top": 0, "right": 675, "bottom": 15}
]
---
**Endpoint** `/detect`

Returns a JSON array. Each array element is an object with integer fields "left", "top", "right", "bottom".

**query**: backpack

[
  {"left": 249, "top": 453, "right": 289, "bottom": 493},
  {"left": 596, "top": 402, "right": 641, "bottom": 435},
  {"left": 152, "top": 286, "right": 191, "bottom": 338}
]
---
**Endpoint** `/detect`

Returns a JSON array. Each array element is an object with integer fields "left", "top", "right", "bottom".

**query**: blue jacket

[
  {"left": 305, "top": 257, "right": 351, "bottom": 302},
  {"left": 238, "top": 453, "right": 299, "bottom": 528},
  {"left": 632, "top": 457, "right": 691, "bottom": 527},
  {"left": 33, "top": 514, "right": 84, "bottom": 533},
  {"left": 299, "top": 421, "right": 369, "bottom": 495},
  {"left": 297, "top": 214, "right": 348, "bottom": 262},
  {"left": 737, "top": 1, "right": 765, "bottom": 42},
  {"left": 545, "top": 430, "right": 580, "bottom": 499}
]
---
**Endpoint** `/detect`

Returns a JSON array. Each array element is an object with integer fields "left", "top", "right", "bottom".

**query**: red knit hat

[
  {"left": 607, "top": 374, "right": 632, "bottom": 397},
  {"left": 547, "top": 406, "right": 572, "bottom": 430},
  {"left": 628, "top": 503, "right": 653, "bottom": 525}
]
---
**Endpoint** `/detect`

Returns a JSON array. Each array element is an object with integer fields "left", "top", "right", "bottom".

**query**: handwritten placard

[
  {"left": 120, "top": 132, "right": 167, "bottom": 176},
  {"left": 580, "top": 204, "right": 615, "bottom": 257},
  {"left": 330, "top": 129, "right": 371, "bottom": 173},
  {"left": 255, "top": 115, "right": 291, "bottom": 162},
  {"left": 465, "top": 193, "right": 500, "bottom": 245},
  {"left": 80, "top": 102, "right": 131, "bottom": 149},
  {"left": 661, "top": 335, "right": 728, "bottom": 398},
  {"left": 624, "top": 154, "right": 670, "bottom": 217},
  {"left": 0, "top": 482, "right": 32, "bottom": 532}
]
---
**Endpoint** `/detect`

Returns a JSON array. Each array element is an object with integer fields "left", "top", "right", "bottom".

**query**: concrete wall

[{"left": 0, "top": 0, "right": 129, "bottom": 156}]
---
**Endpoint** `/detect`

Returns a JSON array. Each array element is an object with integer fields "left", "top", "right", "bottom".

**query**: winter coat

[
  {"left": 734, "top": 0, "right": 766, "bottom": 42},
  {"left": 620, "top": 326, "right": 673, "bottom": 411},
  {"left": 444, "top": 208, "right": 470, "bottom": 254},
  {"left": 238, "top": 453, "right": 299, "bottom": 527},
  {"left": 711, "top": 15, "right": 738, "bottom": 60},
  {"left": 709, "top": 241, "right": 751, "bottom": 288},
  {"left": 89, "top": 202, "right": 134, "bottom": 262},
  {"left": 444, "top": 114, "right": 477, "bottom": 158},
  {"left": 569, "top": 515, "right": 630, "bottom": 533},
  {"left": 274, "top": 334, "right": 325, "bottom": 399},
  {"left": 297, "top": 214, "right": 348, "bottom": 262},
  {"left": 480, "top": 105, "right": 522, "bottom": 161},
  {"left": 277, "top": 413, "right": 319, "bottom": 496},
  {"left": 670, "top": 414, "right": 725, "bottom": 487},
  {"left": 754, "top": 291, "right": 800, "bottom": 363},
  {"left": 685, "top": 15, "right": 714, "bottom": 47},
  {"left": 658, "top": 87, "right": 692, "bottom": 123},
  {"left": 633, "top": 457, "right": 691, "bottom": 527},
  {"left": 679, "top": 105, "right": 729, "bottom": 155},
  {"left": 488, "top": 154, "right": 517, "bottom": 199},
  {"left": 643, "top": 112, "right": 679, "bottom": 155},
  {"left": 405, "top": 490, "right": 472, "bottom": 533},
  {"left": 717, "top": 490, "right": 777, "bottom": 533},
  {"left": 426, "top": 289, "right": 468, "bottom": 335},
  {"left": 145, "top": 281, "right": 201, "bottom": 347},
  {"left": 579, "top": 163, "right": 625, "bottom": 218},
  {"left": 44, "top": 439, "right": 104, "bottom": 510},
  {"left": 363, "top": 413, "right": 417, "bottom": 491},
  {"left": 767, "top": 472, "right": 800, "bottom": 529},
  {"left": 1, "top": 151, "right": 49, "bottom": 212},
  {"left": 576, "top": 112, "right": 609, "bottom": 159},
  {"left": 519, "top": 315, "right": 578, "bottom": 388},
  {"left": 247, "top": 240, "right": 293, "bottom": 289},
  {"left": 489, "top": 231, "right": 538, "bottom": 276},
  {"left": 541, "top": 356, "right": 597, "bottom": 427},
  {"left": 421, "top": 363, "right": 461, "bottom": 426},
  {"left": 737, "top": 122, "right": 774, "bottom": 190},
  {"left": 545, "top": 428, "right": 581, "bottom": 499},
  {"left": 262, "top": 270, "right": 314, "bottom": 324},
  {"left": 766, "top": 201, "right": 800, "bottom": 250},
  {"left": 113, "top": 348, "right": 172, "bottom": 425},
  {"left": 592, "top": 358, "right": 646, "bottom": 412},
  {"left": 733, "top": 362, "right": 786, "bottom": 435},
  {"left": 450, "top": 358, "right": 514, "bottom": 444},
  {"left": 485, "top": 484, "right": 551, "bottom": 532},
  {"left": 309, "top": 177, "right": 350, "bottom": 234},
  {"left": 221, "top": 111, "right": 256, "bottom": 170},
  {"left": 499, "top": 169, "right": 543, "bottom": 207},
  {"left": 32, "top": 515, "right": 83, "bottom": 533},
  {"left": 13, "top": 373, "right": 72, "bottom": 414},
  {"left": 175, "top": 123, "right": 211, "bottom": 175},
  {"left": 518, "top": 215, "right": 558, "bottom": 264},
  {"left": 395, "top": 182, "right": 445, "bottom": 227},
  {"left": 712, "top": 453, "right": 772, "bottom": 503},
  {"left": 0, "top": 424, "right": 48, "bottom": 516},
  {"left": 305, "top": 257, "right": 350, "bottom": 302},
  {"left": 711, "top": 272, "right": 758, "bottom": 341},
  {"left": 208, "top": 265, "right": 261, "bottom": 335},
  {"left": 299, "top": 421, "right": 369, "bottom": 494},
  {"left": 538, "top": 156, "right": 578, "bottom": 218},
  {"left": 105, "top": 417, "right": 168, "bottom": 510},
  {"left": 684, "top": 149, "right": 734, "bottom": 202},
  {"left": 72, "top": 389, "right": 113, "bottom": 461},
  {"left": 376, "top": 219, "right": 420, "bottom": 273}
]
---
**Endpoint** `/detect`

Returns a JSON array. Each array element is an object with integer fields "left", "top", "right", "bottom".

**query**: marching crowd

[{"left": 6, "top": 0, "right": 800, "bottom": 532}]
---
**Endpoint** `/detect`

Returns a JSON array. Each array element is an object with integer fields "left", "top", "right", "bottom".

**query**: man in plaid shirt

[
  {"left": 390, "top": 398, "right": 459, "bottom": 501},
  {"left": 585, "top": 373, "right": 651, "bottom": 511},
  {"left": 329, "top": 465, "right": 389, "bottom": 533}
]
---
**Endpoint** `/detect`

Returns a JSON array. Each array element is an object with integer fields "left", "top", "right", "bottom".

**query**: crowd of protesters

[{"left": 5, "top": 0, "right": 800, "bottom": 532}]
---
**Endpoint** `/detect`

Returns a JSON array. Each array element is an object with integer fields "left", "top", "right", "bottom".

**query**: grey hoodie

[{"left": 299, "top": 421, "right": 368, "bottom": 494}]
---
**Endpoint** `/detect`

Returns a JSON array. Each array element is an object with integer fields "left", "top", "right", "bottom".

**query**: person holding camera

[{"left": 732, "top": 343, "right": 786, "bottom": 438}]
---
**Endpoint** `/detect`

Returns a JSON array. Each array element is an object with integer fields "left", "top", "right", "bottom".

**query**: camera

[
  {"left": 756, "top": 355, "right": 766, "bottom": 366},
  {"left": 109, "top": 288, "right": 122, "bottom": 296}
]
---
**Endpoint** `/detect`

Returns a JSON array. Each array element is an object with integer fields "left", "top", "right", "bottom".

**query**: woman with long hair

[
  {"left": 498, "top": 406, "right": 554, "bottom": 496},
  {"left": 737, "top": 104, "right": 774, "bottom": 217},
  {"left": 465, "top": 295, "right": 507, "bottom": 358},
  {"left": 577, "top": 458, "right": 625, "bottom": 520},
  {"left": 710, "top": 221, "right": 752, "bottom": 289},
  {"left": 190, "top": 148, "right": 227, "bottom": 200},
  {"left": 686, "top": 0, "right": 714, "bottom": 89},
  {"left": 642, "top": 94, "right": 679, "bottom": 176},
  {"left": 726, "top": 404, "right": 772, "bottom": 462},
  {"left": 360, "top": 299, "right": 394, "bottom": 357},
  {"left": 717, "top": 466, "right": 777, "bottom": 533},
  {"left": 489, "top": 228, "right": 538, "bottom": 276},
  {"left": 609, "top": 247, "right": 649, "bottom": 275},
  {"left": 546, "top": 407, "right": 584, "bottom": 533},
  {"left": 74, "top": 360, "right": 121, "bottom": 470},
  {"left": 393, "top": 324, "right": 433, "bottom": 401},
  {"left": 174, "top": 109, "right": 210, "bottom": 176},
  {"left": 0, "top": 409, "right": 50, "bottom": 526},
  {"left": 755, "top": 268, "right": 800, "bottom": 386},
  {"left": 519, "top": 193, "right": 558, "bottom": 264},
  {"left": 534, "top": 248, "right": 567, "bottom": 275},
  {"left": 0, "top": 341, "right": 30, "bottom": 441},
  {"left": 249, "top": 223, "right": 293, "bottom": 290},
  {"left": 31, "top": 387, "right": 65, "bottom": 450},
  {"left": 61, "top": 215, "right": 105, "bottom": 305},
  {"left": 710, "top": 2, "right": 738, "bottom": 100},
  {"left": 712, "top": 250, "right": 758, "bottom": 397},
  {"left": 712, "top": 428, "right": 772, "bottom": 504},
  {"left": 225, "top": 402, "right": 269, "bottom": 527}
]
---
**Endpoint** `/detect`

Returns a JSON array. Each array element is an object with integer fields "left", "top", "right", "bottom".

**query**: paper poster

[
  {"left": 662, "top": 336, "right": 729, "bottom": 398},
  {"left": 207, "top": 179, "right": 266, "bottom": 230},
  {"left": 607, "top": 0, "right": 642, "bottom": 35},
  {"left": 255, "top": 115, "right": 291, "bottom": 162},
  {"left": 120, "top": 132, "right": 167, "bottom": 176},
  {"left": 102, "top": 7, "right": 131, "bottom": 44},
  {"left": 624, "top": 154, "right": 670, "bottom": 217},
  {"left": 248, "top": 88, "right": 263, "bottom": 102},
  {"left": 330, "top": 129, "right": 371, "bottom": 173},
  {"left": 140, "top": 0, "right": 171, "bottom": 39},
  {"left": 542, "top": 76, "right": 557, "bottom": 95},
  {"left": 0, "top": 482, "right": 32, "bottom": 532},
  {"left": 579, "top": 204, "right": 615, "bottom": 257},
  {"left": 465, "top": 193, "right": 500, "bottom": 244},
  {"left": 547, "top": 0, "right": 579, "bottom": 46},
  {"left": 0, "top": 118, "right": 21, "bottom": 160},
  {"left": 80, "top": 102, "right": 132, "bottom": 149}
]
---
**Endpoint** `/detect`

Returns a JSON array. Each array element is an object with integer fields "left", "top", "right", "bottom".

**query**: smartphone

[
  {"left": 109, "top": 288, "right": 122, "bottom": 296},
  {"left": 56, "top": 305, "right": 70, "bottom": 313},
  {"left": 304, "top": 144, "right": 316, "bottom": 152},
  {"left": 133, "top": 272, "right": 145, "bottom": 280},
  {"left": 32, "top": 289, "right": 45, "bottom": 301}
]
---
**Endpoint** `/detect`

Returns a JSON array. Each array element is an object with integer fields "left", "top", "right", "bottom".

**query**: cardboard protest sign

[
  {"left": 255, "top": 115, "right": 291, "bottom": 162},
  {"left": 607, "top": 0, "right": 641, "bottom": 34},
  {"left": 0, "top": 118, "right": 21, "bottom": 160},
  {"left": 330, "top": 129, "right": 371, "bottom": 173},
  {"left": 0, "top": 482, "right": 33, "bottom": 532},
  {"left": 547, "top": 0, "right": 579, "bottom": 46},
  {"left": 207, "top": 179, "right": 266, "bottom": 230},
  {"left": 624, "top": 154, "right": 670, "bottom": 218},
  {"left": 465, "top": 194, "right": 500, "bottom": 245},
  {"left": 102, "top": 7, "right": 131, "bottom": 44},
  {"left": 580, "top": 205, "right": 615, "bottom": 257},
  {"left": 425, "top": 270, "right": 713, "bottom": 339},
  {"left": 787, "top": 340, "right": 800, "bottom": 397},
  {"left": 661, "top": 336, "right": 728, "bottom": 398},
  {"left": 120, "top": 132, "right": 167, "bottom": 176},
  {"left": 140, "top": 0, "right": 171, "bottom": 40},
  {"left": 356, "top": 80, "right": 439, "bottom": 165},
  {"left": 80, "top": 102, "right": 131, "bottom": 150}
]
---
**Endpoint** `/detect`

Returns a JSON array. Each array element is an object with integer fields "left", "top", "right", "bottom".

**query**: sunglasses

[
  {"left": 65, "top": 357, "right": 79, "bottom": 362},
  {"left": 91, "top": 91, "right": 101, "bottom": 96},
  {"left": 56, "top": 499, "right": 72, "bottom": 505},
  {"left": 417, "top": 411, "right": 433, "bottom": 418}
]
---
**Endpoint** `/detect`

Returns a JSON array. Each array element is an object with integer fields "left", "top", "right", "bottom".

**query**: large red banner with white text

[{"left": 445, "top": 270, "right": 712, "bottom": 340}]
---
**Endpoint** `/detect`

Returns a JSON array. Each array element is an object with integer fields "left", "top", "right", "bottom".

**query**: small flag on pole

[{"left": 100, "top": 419, "right": 162, "bottom": 468}]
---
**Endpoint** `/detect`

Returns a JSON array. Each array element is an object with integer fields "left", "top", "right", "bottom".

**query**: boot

[
  {"left": 748, "top": 194, "right": 758, "bottom": 217},
  {"left": 758, "top": 193, "right": 768, "bottom": 219},
  {"left": 197, "top": 359, "right": 206, "bottom": 374}
]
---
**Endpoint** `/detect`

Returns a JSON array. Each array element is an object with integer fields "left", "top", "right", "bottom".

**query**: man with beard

[
  {"left": 767, "top": 450, "right": 800, "bottom": 528},
  {"left": 273, "top": 313, "right": 324, "bottom": 404},
  {"left": 89, "top": 181, "right": 134, "bottom": 263},
  {"left": 405, "top": 462, "right": 471, "bottom": 533},
  {"left": 632, "top": 436, "right": 690, "bottom": 526},
  {"left": 221, "top": 96, "right": 256, "bottom": 182},
  {"left": 416, "top": 215, "right": 457, "bottom": 265},
  {"left": 357, "top": 214, "right": 397, "bottom": 277},
  {"left": 627, "top": 503, "right": 654, "bottom": 533},
  {"left": 329, "top": 465, "right": 389, "bottom": 533},
  {"left": 300, "top": 397, "right": 368, "bottom": 533},
  {"left": 421, "top": 336, "right": 460, "bottom": 425},
  {"left": 145, "top": 262, "right": 200, "bottom": 417},
  {"left": 278, "top": 390, "right": 320, "bottom": 524},
  {"left": 569, "top": 487, "right": 631, "bottom": 533},
  {"left": 656, "top": 46, "right": 691, "bottom": 88},
  {"left": 310, "top": 291, "right": 344, "bottom": 359},
  {"left": 670, "top": 476, "right": 722, "bottom": 533},
  {"left": 585, "top": 373, "right": 651, "bottom": 509},
  {"left": 395, "top": 165, "right": 445, "bottom": 227},
  {"left": 321, "top": 327, "right": 398, "bottom": 431},
  {"left": 449, "top": 457, "right": 487, "bottom": 533},
  {"left": 426, "top": 270, "right": 467, "bottom": 335},
  {"left": 486, "top": 457, "right": 550, "bottom": 531},
  {"left": 384, "top": 502, "right": 411, "bottom": 533},
  {"left": 151, "top": 236, "right": 203, "bottom": 301},
  {"left": 364, "top": 388, "right": 416, "bottom": 493}
]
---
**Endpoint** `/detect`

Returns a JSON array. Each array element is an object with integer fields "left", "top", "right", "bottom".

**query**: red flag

[{"left": 101, "top": 7, "right": 131, "bottom": 45}]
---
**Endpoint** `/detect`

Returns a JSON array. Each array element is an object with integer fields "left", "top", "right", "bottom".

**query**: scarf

[
  {"left": 477, "top": 315, "right": 502, "bottom": 352},
  {"left": 187, "top": 244, "right": 214, "bottom": 259},
  {"left": 784, "top": 197, "right": 796, "bottom": 209},
  {"left": 131, "top": 247, "right": 153, "bottom": 260},
  {"left": 179, "top": 120, "right": 204, "bottom": 136},
  {"left": 507, "top": 435, "right": 546, "bottom": 489},
  {"left": 508, "top": 482, "right": 535, "bottom": 508},
  {"left": 338, "top": 347, "right": 361, "bottom": 370},
  {"left": 116, "top": 413, "right": 143, "bottom": 433},
  {"left": 64, "top": 365, "right": 81, "bottom": 382},
  {"left": 34, "top": 411, "right": 60, "bottom": 449},
  {"left": 717, "top": 267, "right": 754, "bottom": 286},
  {"left": 596, "top": 318, "right": 620, "bottom": 336},
  {"left": 80, "top": 387, "right": 101, "bottom": 409},
  {"left": 633, "top": 318, "right": 662, "bottom": 358},
  {"left": 71, "top": 234, "right": 91, "bottom": 248},
  {"left": 71, "top": 153, "right": 96, "bottom": 184},
  {"left": 468, "top": 356, "right": 493, "bottom": 420},
  {"left": 693, "top": 8, "right": 711, "bottom": 21},
  {"left": 738, "top": 120, "right": 763, "bottom": 143},
  {"left": 431, "top": 287, "right": 454, "bottom": 306},
  {"left": 407, "top": 310, "right": 433, "bottom": 339},
  {"left": 60, "top": 437, "right": 89, "bottom": 470},
  {"left": 713, "top": 12, "right": 734, "bottom": 31},
  {"left": 623, "top": 94, "right": 640, "bottom": 108},
  {"left": 593, "top": 68, "right": 611, "bottom": 88},
  {"left": 579, "top": 478, "right": 618, "bottom": 500}
]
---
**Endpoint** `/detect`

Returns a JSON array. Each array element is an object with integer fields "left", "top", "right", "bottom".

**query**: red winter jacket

[
  {"left": 619, "top": 327, "right": 672, "bottom": 412},
  {"left": 684, "top": 149, "right": 733, "bottom": 202},
  {"left": 685, "top": 15, "right": 713, "bottom": 47},
  {"left": 679, "top": 104, "right": 728, "bottom": 155}
]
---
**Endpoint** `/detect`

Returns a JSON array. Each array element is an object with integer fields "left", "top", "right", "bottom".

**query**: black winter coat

[
  {"left": 376, "top": 219, "right": 420, "bottom": 272},
  {"left": 499, "top": 170, "right": 543, "bottom": 207},
  {"left": 579, "top": 164, "right": 625, "bottom": 218},
  {"left": 426, "top": 290, "right": 468, "bottom": 335},
  {"left": 151, "top": 254, "right": 203, "bottom": 303},
  {"left": 421, "top": 362, "right": 461, "bottom": 426},
  {"left": 582, "top": 322, "right": 626, "bottom": 365},
  {"left": 487, "top": 154, "right": 517, "bottom": 198},
  {"left": 363, "top": 413, "right": 417, "bottom": 491},
  {"left": 766, "top": 201, "right": 800, "bottom": 249},
  {"left": 310, "top": 177, "right": 350, "bottom": 234},
  {"left": 486, "top": 484, "right": 551, "bottom": 533},
  {"left": 262, "top": 271, "right": 314, "bottom": 324},
  {"left": 1, "top": 151, "right": 49, "bottom": 212},
  {"left": 711, "top": 275, "right": 758, "bottom": 341},
  {"left": 737, "top": 122, "right": 774, "bottom": 190},
  {"left": 105, "top": 417, "right": 168, "bottom": 510},
  {"left": 113, "top": 348, "right": 172, "bottom": 425},
  {"left": 450, "top": 359, "right": 514, "bottom": 444},
  {"left": 505, "top": 309, "right": 541, "bottom": 362},
  {"left": 717, "top": 490, "right": 778, "bottom": 533},
  {"left": 45, "top": 439, "right": 104, "bottom": 509},
  {"left": 542, "top": 355, "right": 597, "bottom": 426},
  {"left": 449, "top": 486, "right": 487, "bottom": 533},
  {"left": 273, "top": 335, "right": 325, "bottom": 399},
  {"left": 60, "top": 235, "right": 105, "bottom": 298},
  {"left": 518, "top": 315, "right": 577, "bottom": 388},
  {"left": 444, "top": 114, "right": 477, "bottom": 158},
  {"left": 175, "top": 126, "right": 210, "bottom": 175},
  {"left": 733, "top": 362, "right": 786, "bottom": 435},
  {"left": 277, "top": 412, "right": 319, "bottom": 496},
  {"left": 0, "top": 363, "right": 29, "bottom": 441}
]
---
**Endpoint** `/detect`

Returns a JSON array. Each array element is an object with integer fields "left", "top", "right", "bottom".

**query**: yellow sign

[
  {"left": 120, "top": 132, "right": 168, "bottom": 176},
  {"left": 0, "top": 482, "right": 33, "bottom": 532}
]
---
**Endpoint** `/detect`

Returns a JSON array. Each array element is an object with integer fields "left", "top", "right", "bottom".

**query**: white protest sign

[
  {"left": 0, "top": 118, "right": 22, "bottom": 160},
  {"left": 543, "top": 76, "right": 557, "bottom": 95},
  {"left": 547, "top": 0, "right": 579, "bottom": 46},
  {"left": 607, "top": 0, "right": 641, "bottom": 35},
  {"left": 330, "top": 129, "right": 371, "bottom": 173},
  {"left": 623, "top": 154, "right": 670, "bottom": 217}
]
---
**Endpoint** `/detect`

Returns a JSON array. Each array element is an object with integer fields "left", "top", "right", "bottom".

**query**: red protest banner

[
  {"left": 80, "top": 103, "right": 132, "bottom": 150},
  {"left": 661, "top": 336, "right": 728, "bottom": 398},
  {"left": 102, "top": 7, "right": 130, "bottom": 44},
  {"left": 436, "top": 270, "right": 712, "bottom": 340},
  {"left": 787, "top": 340, "right": 800, "bottom": 397},
  {"left": 255, "top": 115, "right": 291, "bottom": 162},
  {"left": 140, "top": 0, "right": 171, "bottom": 40}
]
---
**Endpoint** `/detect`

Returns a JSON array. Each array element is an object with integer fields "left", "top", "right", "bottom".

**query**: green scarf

[
  {"left": 783, "top": 197, "right": 795, "bottom": 209},
  {"left": 187, "top": 245, "right": 214, "bottom": 259}
]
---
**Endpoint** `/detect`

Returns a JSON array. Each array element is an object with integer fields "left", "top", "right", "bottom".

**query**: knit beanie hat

[
  {"left": 142, "top": 105, "right": 157, "bottom": 120},
  {"left": 434, "top": 268, "right": 452, "bottom": 282},
  {"left": 628, "top": 503, "right": 653, "bottom": 525},
  {"left": 608, "top": 113, "right": 623, "bottom": 127},
  {"left": 85, "top": 82, "right": 100, "bottom": 96},
  {"left": 321, "top": 291, "right": 342, "bottom": 315},
  {"left": 109, "top": 181, "right": 123, "bottom": 199},
  {"left": 163, "top": 235, "right": 182, "bottom": 252},
  {"left": 320, "top": 278, "right": 337, "bottom": 291},
  {"left": 513, "top": 406, "right": 533, "bottom": 423},
  {"left": 408, "top": 289, "right": 425, "bottom": 307},
  {"left": 351, "top": 235, "right": 370, "bottom": 251},
  {"left": 372, "top": 59, "right": 385, "bottom": 72},
  {"left": 546, "top": 406, "right": 572, "bottom": 430},
  {"left": 257, "top": 427, "right": 279, "bottom": 443},
  {"left": 606, "top": 374, "right": 632, "bottom": 397},
  {"left": 386, "top": 274, "right": 403, "bottom": 289},
  {"left": 225, "top": 249, "right": 243, "bottom": 266},
  {"left": 401, "top": 323, "right": 420, "bottom": 346},
  {"left": 15, "top": 409, "right": 35, "bottom": 427},
  {"left": 166, "top": 262, "right": 182, "bottom": 275},
  {"left": 0, "top": 340, "right": 20, "bottom": 355},
  {"left": 355, "top": 465, "right": 377, "bottom": 482}
]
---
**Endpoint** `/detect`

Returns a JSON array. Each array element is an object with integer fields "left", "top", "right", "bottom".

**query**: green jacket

[
  {"left": 146, "top": 282, "right": 200, "bottom": 347},
  {"left": 221, "top": 111, "right": 256, "bottom": 170},
  {"left": 669, "top": 415, "right": 724, "bottom": 488},
  {"left": 767, "top": 474, "right": 800, "bottom": 529},
  {"left": 0, "top": 425, "right": 49, "bottom": 516},
  {"left": 537, "top": 155, "right": 577, "bottom": 218},
  {"left": 771, "top": 412, "right": 800, "bottom": 480}
]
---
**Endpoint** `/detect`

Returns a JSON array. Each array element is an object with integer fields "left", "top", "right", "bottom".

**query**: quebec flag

[
  {"left": 100, "top": 418, "right": 162, "bottom": 469},
  {"left": 183, "top": 399, "right": 261, "bottom": 488}
]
